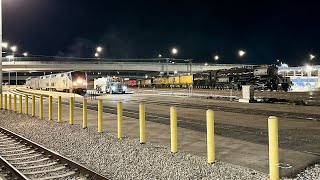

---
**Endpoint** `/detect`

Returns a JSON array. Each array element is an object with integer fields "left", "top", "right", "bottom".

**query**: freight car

[{"left": 26, "top": 71, "right": 87, "bottom": 94}]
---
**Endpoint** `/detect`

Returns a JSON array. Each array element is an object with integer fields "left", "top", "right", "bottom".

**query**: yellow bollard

[
  {"left": 49, "top": 96, "right": 52, "bottom": 120},
  {"left": 83, "top": 98, "right": 87, "bottom": 128},
  {"left": 0, "top": 94, "right": 2, "bottom": 109},
  {"left": 268, "top": 116, "right": 279, "bottom": 180},
  {"left": 117, "top": 101, "right": 123, "bottom": 139},
  {"left": 39, "top": 95, "right": 43, "bottom": 119},
  {"left": 170, "top": 106, "right": 177, "bottom": 153},
  {"left": 4, "top": 94, "right": 7, "bottom": 110},
  {"left": 207, "top": 109, "right": 215, "bottom": 164},
  {"left": 8, "top": 94, "right": 12, "bottom": 111},
  {"left": 13, "top": 95, "right": 17, "bottom": 112},
  {"left": 98, "top": 99, "right": 103, "bottom": 133},
  {"left": 58, "top": 96, "right": 62, "bottom": 123},
  {"left": 32, "top": 95, "right": 35, "bottom": 117},
  {"left": 25, "top": 95, "right": 28, "bottom": 114},
  {"left": 139, "top": 102, "right": 145, "bottom": 144},
  {"left": 19, "top": 95, "right": 22, "bottom": 113},
  {"left": 69, "top": 97, "right": 74, "bottom": 125}
]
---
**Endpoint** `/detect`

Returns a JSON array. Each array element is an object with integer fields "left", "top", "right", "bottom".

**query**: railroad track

[
  {"left": 7, "top": 89, "right": 320, "bottom": 156},
  {"left": 0, "top": 127, "right": 107, "bottom": 180}
]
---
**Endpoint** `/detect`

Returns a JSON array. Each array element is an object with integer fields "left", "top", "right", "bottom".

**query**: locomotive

[
  {"left": 139, "top": 65, "right": 291, "bottom": 91},
  {"left": 26, "top": 71, "right": 87, "bottom": 94}
]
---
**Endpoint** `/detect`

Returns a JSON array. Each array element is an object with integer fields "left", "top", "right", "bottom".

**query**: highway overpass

[{"left": 2, "top": 57, "right": 245, "bottom": 73}]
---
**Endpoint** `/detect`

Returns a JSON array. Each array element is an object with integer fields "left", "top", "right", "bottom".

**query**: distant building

[{"left": 278, "top": 65, "right": 320, "bottom": 91}]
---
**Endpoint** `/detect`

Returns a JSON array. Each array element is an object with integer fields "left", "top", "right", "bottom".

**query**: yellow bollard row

[
  {"left": 70, "top": 97, "right": 74, "bottom": 125},
  {"left": 14, "top": 95, "right": 17, "bottom": 112},
  {"left": 139, "top": 102, "right": 145, "bottom": 144},
  {"left": 117, "top": 101, "right": 123, "bottom": 139},
  {"left": 39, "top": 95, "right": 43, "bottom": 119},
  {"left": 4, "top": 94, "right": 7, "bottom": 110},
  {"left": 0, "top": 94, "right": 2, "bottom": 110},
  {"left": 58, "top": 96, "right": 62, "bottom": 123},
  {"left": 98, "top": 99, "right": 103, "bottom": 133},
  {"left": 170, "top": 106, "right": 177, "bottom": 153},
  {"left": 32, "top": 95, "right": 35, "bottom": 117},
  {"left": 83, "top": 98, "right": 87, "bottom": 128},
  {"left": 0, "top": 92, "right": 281, "bottom": 175},
  {"left": 9, "top": 94, "right": 12, "bottom": 111},
  {"left": 207, "top": 109, "right": 215, "bottom": 164},
  {"left": 19, "top": 95, "right": 22, "bottom": 113},
  {"left": 268, "top": 116, "right": 279, "bottom": 180},
  {"left": 49, "top": 96, "right": 52, "bottom": 120},
  {"left": 25, "top": 95, "right": 28, "bottom": 114}
]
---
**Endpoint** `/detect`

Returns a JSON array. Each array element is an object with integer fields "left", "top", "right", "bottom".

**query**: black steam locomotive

[{"left": 193, "top": 65, "right": 291, "bottom": 91}]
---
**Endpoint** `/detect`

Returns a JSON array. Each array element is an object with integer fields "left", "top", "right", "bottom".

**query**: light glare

[{"left": 239, "top": 50, "right": 245, "bottom": 57}]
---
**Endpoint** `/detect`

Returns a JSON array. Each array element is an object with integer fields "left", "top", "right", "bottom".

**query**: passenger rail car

[{"left": 26, "top": 71, "right": 87, "bottom": 94}]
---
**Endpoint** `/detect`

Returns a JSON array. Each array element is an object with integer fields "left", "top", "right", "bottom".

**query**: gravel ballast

[{"left": 0, "top": 111, "right": 318, "bottom": 179}]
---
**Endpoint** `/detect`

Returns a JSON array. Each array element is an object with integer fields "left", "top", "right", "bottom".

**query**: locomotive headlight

[{"left": 77, "top": 79, "right": 83, "bottom": 84}]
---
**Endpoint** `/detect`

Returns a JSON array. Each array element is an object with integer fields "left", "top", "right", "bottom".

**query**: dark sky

[{"left": 3, "top": 0, "right": 320, "bottom": 65}]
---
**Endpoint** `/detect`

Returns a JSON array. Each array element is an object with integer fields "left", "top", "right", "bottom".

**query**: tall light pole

[
  {"left": 238, "top": 50, "right": 246, "bottom": 67},
  {"left": 310, "top": 54, "right": 315, "bottom": 60},
  {"left": 214, "top": 55, "right": 219, "bottom": 61},
  {"left": 97, "top": 46, "right": 102, "bottom": 53},
  {"left": 167, "top": 48, "right": 178, "bottom": 76},
  {"left": 0, "top": 0, "right": 2, "bottom": 94}
]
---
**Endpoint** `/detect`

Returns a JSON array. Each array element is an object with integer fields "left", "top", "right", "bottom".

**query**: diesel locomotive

[{"left": 26, "top": 71, "right": 87, "bottom": 94}]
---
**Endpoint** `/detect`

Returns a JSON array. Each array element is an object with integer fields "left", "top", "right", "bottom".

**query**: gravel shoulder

[{"left": 0, "top": 111, "right": 319, "bottom": 180}]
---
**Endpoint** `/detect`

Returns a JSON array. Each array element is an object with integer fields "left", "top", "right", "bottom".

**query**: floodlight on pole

[
  {"left": 96, "top": 46, "right": 102, "bottom": 53},
  {"left": 239, "top": 50, "right": 245, "bottom": 57},
  {"left": 11, "top": 45, "right": 17, "bottom": 53},
  {"left": 95, "top": 53, "right": 99, "bottom": 57},
  {"left": 310, "top": 54, "right": 315, "bottom": 60},
  {"left": 172, "top": 48, "right": 178, "bottom": 55}
]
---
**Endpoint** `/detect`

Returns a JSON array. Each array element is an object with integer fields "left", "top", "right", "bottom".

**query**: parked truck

[{"left": 94, "top": 76, "right": 127, "bottom": 94}]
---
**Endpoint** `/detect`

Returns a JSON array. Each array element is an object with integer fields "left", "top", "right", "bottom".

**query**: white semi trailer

[{"left": 94, "top": 77, "right": 127, "bottom": 94}]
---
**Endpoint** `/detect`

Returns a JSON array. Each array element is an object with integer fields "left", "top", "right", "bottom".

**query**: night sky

[{"left": 3, "top": 0, "right": 320, "bottom": 66}]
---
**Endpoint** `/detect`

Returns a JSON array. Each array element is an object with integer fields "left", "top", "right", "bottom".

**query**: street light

[
  {"left": 158, "top": 54, "right": 162, "bottom": 58},
  {"left": 214, "top": 55, "right": 219, "bottom": 61},
  {"left": 97, "top": 46, "right": 102, "bottom": 53},
  {"left": 310, "top": 54, "right": 315, "bottom": 60},
  {"left": 238, "top": 50, "right": 246, "bottom": 67},
  {"left": 172, "top": 48, "right": 178, "bottom": 55},
  {"left": 23, "top": 52, "right": 28, "bottom": 57},
  {"left": 239, "top": 50, "right": 245, "bottom": 57},
  {"left": 11, "top": 45, "right": 17, "bottom": 55},
  {"left": 95, "top": 53, "right": 99, "bottom": 57}
]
